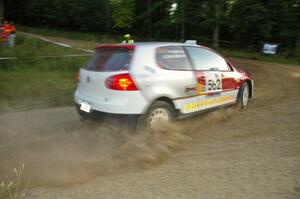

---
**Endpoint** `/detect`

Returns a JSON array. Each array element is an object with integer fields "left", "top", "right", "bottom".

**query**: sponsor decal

[
  {"left": 235, "top": 78, "right": 241, "bottom": 83},
  {"left": 197, "top": 83, "right": 205, "bottom": 94},
  {"left": 183, "top": 95, "right": 234, "bottom": 113}
]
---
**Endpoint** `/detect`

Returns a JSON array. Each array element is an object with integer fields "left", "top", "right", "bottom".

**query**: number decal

[
  {"left": 216, "top": 79, "right": 221, "bottom": 89},
  {"left": 205, "top": 72, "right": 222, "bottom": 93}
]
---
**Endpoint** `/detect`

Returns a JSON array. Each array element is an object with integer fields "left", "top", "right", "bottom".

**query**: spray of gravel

[{"left": 0, "top": 106, "right": 238, "bottom": 187}]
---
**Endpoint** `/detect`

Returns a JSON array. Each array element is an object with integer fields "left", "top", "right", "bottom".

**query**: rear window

[
  {"left": 156, "top": 46, "right": 192, "bottom": 70},
  {"left": 85, "top": 48, "right": 133, "bottom": 71}
]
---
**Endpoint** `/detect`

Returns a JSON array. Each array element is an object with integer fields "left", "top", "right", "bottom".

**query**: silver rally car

[{"left": 74, "top": 41, "right": 254, "bottom": 131}]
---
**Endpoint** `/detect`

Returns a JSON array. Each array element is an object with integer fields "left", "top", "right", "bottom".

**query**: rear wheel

[
  {"left": 136, "top": 101, "right": 176, "bottom": 132},
  {"left": 237, "top": 82, "right": 250, "bottom": 108}
]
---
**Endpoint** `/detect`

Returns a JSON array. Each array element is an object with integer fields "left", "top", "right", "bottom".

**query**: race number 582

[
  {"left": 206, "top": 73, "right": 222, "bottom": 93},
  {"left": 208, "top": 79, "right": 221, "bottom": 91}
]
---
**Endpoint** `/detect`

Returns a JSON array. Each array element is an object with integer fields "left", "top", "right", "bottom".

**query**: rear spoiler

[{"left": 95, "top": 44, "right": 135, "bottom": 50}]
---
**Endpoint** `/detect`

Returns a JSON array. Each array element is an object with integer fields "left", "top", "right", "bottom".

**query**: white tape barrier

[
  {"left": 0, "top": 34, "right": 95, "bottom": 61},
  {"left": 0, "top": 57, "right": 17, "bottom": 60},
  {"left": 0, "top": 54, "right": 92, "bottom": 60},
  {"left": 76, "top": 48, "right": 94, "bottom": 53},
  {"left": 36, "top": 36, "right": 72, "bottom": 48},
  {"left": 35, "top": 35, "right": 94, "bottom": 53}
]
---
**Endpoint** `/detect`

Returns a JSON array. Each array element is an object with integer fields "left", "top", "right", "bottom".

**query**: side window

[
  {"left": 185, "top": 47, "right": 230, "bottom": 71},
  {"left": 156, "top": 46, "right": 192, "bottom": 70}
]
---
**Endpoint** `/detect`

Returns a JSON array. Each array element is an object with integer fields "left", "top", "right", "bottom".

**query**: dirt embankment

[{"left": 0, "top": 58, "right": 299, "bottom": 199}]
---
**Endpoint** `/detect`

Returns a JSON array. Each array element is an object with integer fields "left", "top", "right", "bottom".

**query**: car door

[
  {"left": 179, "top": 46, "right": 238, "bottom": 113},
  {"left": 143, "top": 45, "right": 198, "bottom": 100}
]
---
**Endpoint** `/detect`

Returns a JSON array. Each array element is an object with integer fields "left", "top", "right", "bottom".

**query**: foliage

[
  {"left": 220, "top": 48, "right": 300, "bottom": 65},
  {"left": 4, "top": 0, "right": 111, "bottom": 32},
  {"left": 111, "top": 0, "right": 135, "bottom": 29},
  {"left": 2, "top": 0, "right": 300, "bottom": 58}
]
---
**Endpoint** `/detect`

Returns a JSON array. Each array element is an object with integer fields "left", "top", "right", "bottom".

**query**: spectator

[
  {"left": 8, "top": 21, "right": 16, "bottom": 47},
  {"left": 0, "top": 21, "right": 10, "bottom": 43},
  {"left": 122, "top": 34, "right": 134, "bottom": 44}
]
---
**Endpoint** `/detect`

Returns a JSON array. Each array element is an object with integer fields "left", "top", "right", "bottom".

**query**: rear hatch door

[{"left": 78, "top": 46, "right": 134, "bottom": 99}]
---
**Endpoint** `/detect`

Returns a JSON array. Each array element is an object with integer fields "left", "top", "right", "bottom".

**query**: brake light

[{"left": 105, "top": 73, "right": 138, "bottom": 91}]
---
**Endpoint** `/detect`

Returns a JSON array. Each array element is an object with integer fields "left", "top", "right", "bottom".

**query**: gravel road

[{"left": 0, "top": 58, "right": 299, "bottom": 199}]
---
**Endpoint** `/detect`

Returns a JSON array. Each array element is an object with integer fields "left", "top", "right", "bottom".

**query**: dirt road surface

[{"left": 0, "top": 58, "right": 300, "bottom": 199}]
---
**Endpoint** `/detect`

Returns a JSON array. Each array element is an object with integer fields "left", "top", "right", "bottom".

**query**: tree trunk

[
  {"left": 180, "top": 0, "right": 185, "bottom": 41},
  {"left": 0, "top": 0, "right": 3, "bottom": 23},
  {"left": 213, "top": 3, "right": 220, "bottom": 48},
  {"left": 213, "top": 24, "right": 219, "bottom": 48},
  {"left": 147, "top": 0, "right": 152, "bottom": 39}
]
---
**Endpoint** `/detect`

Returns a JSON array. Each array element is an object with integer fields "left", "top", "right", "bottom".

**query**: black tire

[
  {"left": 237, "top": 82, "right": 250, "bottom": 109},
  {"left": 136, "top": 101, "right": 176, "bottom": 132}
]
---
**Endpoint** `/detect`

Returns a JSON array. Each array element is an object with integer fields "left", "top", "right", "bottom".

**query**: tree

[
  {"left": 2, "top": 0, "right": 299, "bottom": 58},
  {"left": 111, "top": 0, "right": 135, "bottom": 30},
  {"left": 229, "top": 0, "right": 269, "bottom": 49},
  {"left": 133, "top": 0, "right": 173, "bottom": 40},
  {"left": 178, "top": 0, "right": 185, "bottom": 41},
  {"left": 0, "top": 0, "right": 3, "bottom": 22}
]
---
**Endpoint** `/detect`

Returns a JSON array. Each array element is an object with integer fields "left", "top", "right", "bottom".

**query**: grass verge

[
  {"left": 220, "top": 48, "right": 300, "bottom": 66},
  {"left": 0, "top": 35, "right": 89, "bottom": 112}
]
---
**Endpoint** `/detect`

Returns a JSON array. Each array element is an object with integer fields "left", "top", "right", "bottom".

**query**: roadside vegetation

[
  {"left": 18, "top": 25, "right": 300, "bottom": 66},
  {"left": 4, "top": 0, "right": 300, "bottom": 62},
  {"left": 0, "top": 36, "right": 89, "bottom": 112},
  {"left": 0, "top": 164, "right": 26, "bottom": 199},
  {"left": 221, "top": 48, "right": 300, "bottom": 66}
]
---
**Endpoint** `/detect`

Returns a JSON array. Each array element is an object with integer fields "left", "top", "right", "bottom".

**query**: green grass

[
  {"left": 0, "top": 36, "right": 89, "bottom": 112},
  {"left": 0, "top": 35, "right": 84, "bottom": 57},
  {"left": 220, "top": 48, "right": 300, "bottom": 66}
]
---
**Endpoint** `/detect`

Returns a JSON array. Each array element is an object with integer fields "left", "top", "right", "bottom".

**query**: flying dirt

[{"left": 0, "top": 57, "right": 300, "bottom": 199}]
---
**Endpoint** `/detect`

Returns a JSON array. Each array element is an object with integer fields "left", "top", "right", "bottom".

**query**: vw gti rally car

[{"left": 74, "top": 41, "right": 253, "bottom": 131}]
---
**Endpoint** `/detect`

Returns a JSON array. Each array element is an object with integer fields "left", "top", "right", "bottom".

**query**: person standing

[
  {"left": 0, "top": 20, "right": 9, "bottom": 43},
  {"left": 122, "top": 34, "right": 134, "bottom": 44},
  {"left": 8, "top": 21, "right": 16, "bottom": 47}
]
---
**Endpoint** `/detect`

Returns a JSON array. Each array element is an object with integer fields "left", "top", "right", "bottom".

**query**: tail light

[
  {"left": 75, "top": 71, "right": 80, "bottom": 82},
  {"left": 105, "top": 73, "right": 138, "bottom": 91}
]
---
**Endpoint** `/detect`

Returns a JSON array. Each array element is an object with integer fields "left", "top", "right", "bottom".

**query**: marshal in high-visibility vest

[{"left": 122, "top": 34, "right": 134, "bottom": 44}]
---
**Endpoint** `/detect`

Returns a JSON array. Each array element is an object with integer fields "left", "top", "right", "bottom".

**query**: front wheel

[
  {"left": 237, "top": 82, "right": 250, "bottom": 108},
  {"left": 136, "top": 101, "right": 176, "bottom": 132}
]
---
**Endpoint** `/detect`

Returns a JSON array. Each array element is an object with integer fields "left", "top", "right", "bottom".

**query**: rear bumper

[
  {"left": 74, "top": 89, "right": 148, "bottom": 114},
  {"left": 75, "top": 103, "right": 136, "bottom": 118}
]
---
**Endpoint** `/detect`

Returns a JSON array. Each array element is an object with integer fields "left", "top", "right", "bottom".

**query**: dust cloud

[{"left": 0, "top": 106, "right": 238, "bottom": 187}]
